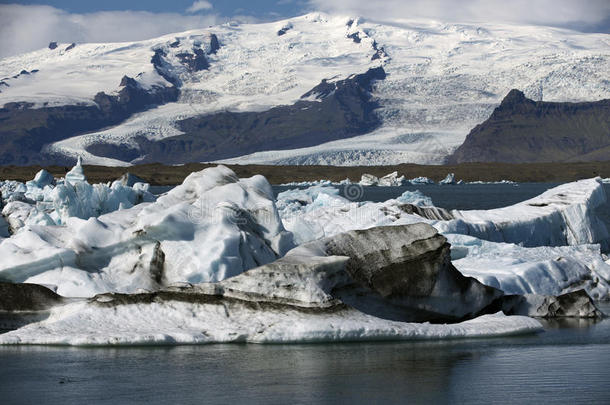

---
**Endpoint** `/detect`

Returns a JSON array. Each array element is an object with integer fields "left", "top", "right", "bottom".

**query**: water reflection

[{"left": 1, "top": 312, "right": 609, "bottom": 405}]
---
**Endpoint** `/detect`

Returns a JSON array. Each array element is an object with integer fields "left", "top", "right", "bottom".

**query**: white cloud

[
  {"left": 0, "top": 4, "right": 220, "bottom": 59},
  {"left": 307, "top": 0, "right": 610, "bottom": 30},
  {"left": 187, "top": 1, "right": 214, "bottom": 13}
]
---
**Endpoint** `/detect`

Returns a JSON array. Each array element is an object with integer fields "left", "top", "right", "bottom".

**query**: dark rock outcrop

[
  {"left": 277, "top": 24, "right": 293, "bottom": 36},
  {"left": 208, "top": 34, "right": 220, "bottom": 54},
  {"left": 48, "top": 42, "right": 58, "bottom": 50},
  {"left": 371, "top": 40, "right": 388, "bottom": 61},
  {"left": 151, "top": 48, "right": 178, "bottom": 86},
  {"left": 176, "top": 48, "right": 210, "bottom": 72},
  {"left": 0, "top": 75, "right": 178, "bottom": 165},
  {"left": 448, "top": 89, "right": 610, "bottom": 164},
  {"left": 347, "top": 32, "right": 361, "bottom": 43}
]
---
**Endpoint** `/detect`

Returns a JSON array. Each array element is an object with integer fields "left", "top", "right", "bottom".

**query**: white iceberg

[
  {"left": 358, "top": 172, "right": 406, "bottom": 187},
  {"left": 0, "top": 301, "right": 541, "bottom": 345},
  {"left": 0, "top": 165, "right": 295, "bottom": 297},
  {"left": 439, "top": 173, "right": 457, "bottom": 185},
  {"left": 0, "top": 223, "right": 544, "bottom": 345},
  {"left": 448, "top": 234, "right": 610, "bottom": 300},
  {"left": 280, "top": 178, "right": 610, "bottom": 249},
  {"left": 1, "top": 165, "right": 156, "bottom": 232},
  {"left": 359, "top": 173, "right": 379, "bottom": 186},
  {"left": 277, "top": 185, "right": 433, "bottom": 244},
  {"left": 439, "top": 178, "right": 609, "bottom": 248},
  {"left": 275, "top": 179, "right": 610, "bottom": 300},
  {"left": 408, "top": 176, "right": 435, "bottom": 185}
]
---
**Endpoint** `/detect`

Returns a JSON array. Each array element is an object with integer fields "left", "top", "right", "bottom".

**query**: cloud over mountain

[
  {"left": 0, "top": 4, "right": 219, "bottom": 58},
  {"left": 307, "top": 0, "right": 610, "bottom": 32}
]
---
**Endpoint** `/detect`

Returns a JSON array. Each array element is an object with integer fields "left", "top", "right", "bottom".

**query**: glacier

[{"left": 1, "top": 13, "right": 608, "bottom": 165}]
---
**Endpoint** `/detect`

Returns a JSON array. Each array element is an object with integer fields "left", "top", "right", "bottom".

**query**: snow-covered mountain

[{"left": 1, "top": 13, "right": 609, "bottom": 166}]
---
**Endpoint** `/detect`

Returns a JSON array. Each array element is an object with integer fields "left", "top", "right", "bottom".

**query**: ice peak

[{"left": 65, "top": 156, "right": 87, "bottom": 184}]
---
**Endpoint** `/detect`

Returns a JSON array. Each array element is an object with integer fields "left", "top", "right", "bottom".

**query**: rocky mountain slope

[
  {"left": 1, "top": 13, "right": 609, "bottom": 166},
  {"left": 448, "top": 90, "right": 610, "bottom": 163}
]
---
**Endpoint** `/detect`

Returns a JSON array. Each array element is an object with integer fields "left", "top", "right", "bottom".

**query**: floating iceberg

[
  {"left": 280, "top": 178, "right": 610, "bottom": 249},
  {"left": 448, "top": 234, "right": 610, "bottom": 300},
  {"left": 3, "top": 171, "right": 608, "bottom": 346},
  {"left": 467, "top": 180, "right": 516, "bottom": 185},
  {"left": 280, "top": 179, "right": 336, "bottom": 187},
  {"left": 276, "top": 179, "right": 610, "bottom": 300},
  {"left": 0, "top": 166, "right": 294, "bottom": 297},
  {"left": 439, "top": 173, "right": 457, "bottom": 185},
  {"left": 438, "top": 178, "right": 609, "bottom": 248},
  {"left": 0, "top": 224, "right": 546, "bottom": 345},
  {"left": 64, "top": 156, "right": 87, "bottom": 184},
  {"left": 277, "top": 186, "right": 433, "bottom": 244},
  {"left": 408, "top": 176, "right": 435, "bottom": 185},
  {"left": 0, "top": 165, "right": 155, "bottom": 233},
  {"left": 359, "top": 172, "right": 406, "bottom": 186}
]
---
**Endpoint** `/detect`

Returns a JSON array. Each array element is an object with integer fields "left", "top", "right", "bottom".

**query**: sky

[{"left": 1, "top": 0, "right": 609, "bottom": 58}]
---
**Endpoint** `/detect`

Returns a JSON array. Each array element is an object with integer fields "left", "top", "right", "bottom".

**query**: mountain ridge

[
  {"left": 1, "top": 13, "right": 609, "bottom": 166},
  {"left": 447, "top": 90, "right": 610, "bottom": 164}
]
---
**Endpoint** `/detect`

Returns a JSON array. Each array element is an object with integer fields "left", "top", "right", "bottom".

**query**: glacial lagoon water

[
  {"left": 2, "top": 183, "right": 609, "bottom": 404},
  {"left": 273, "top": 182, "right": 562, "bottom": 209},
  {"left": 0, "top": 306, "right": 608, "bottom": 404}
]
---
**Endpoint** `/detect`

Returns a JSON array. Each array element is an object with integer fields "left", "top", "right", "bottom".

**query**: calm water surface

[
  {"left": 0, "top": 306, "right": 608, "bottom": 404},
  {"left": 2, "top": 183, "right": 609, "bottom": 404}
]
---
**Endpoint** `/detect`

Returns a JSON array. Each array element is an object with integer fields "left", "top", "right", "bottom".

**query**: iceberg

[
  {"left": 1, "top": 166, "right": 156, "bottom": 231},
  {"left": 0, "top": 298, "right": 542, "bottom": 345},
  {"left": 64, "top": 157, "right": 87, "bottom": 184},
  {"left": 358, "top": 172, "right": 406, "bottom": 186},
  {"left": 359, "top": 173, "right": 379, "bottom": 186},
  {"left": 277, "top": 185, "right": 435, "bottom": 244},
  {"left": 280, "top": 178, "right": 610, "bottom": 250},
  {"left": 0, "top": 166, "right": 294, "bottom": 297},
  {"left": 408, "top": 176, "right": 435, "bottom": 185},
  {"left": 378, "top": 171, "right": 406, "bottom": 186},
  {"left": 439, "top": 173, "right": 457, "bottom": 185},
  {"left": 0, "top": 224, "right": 545, "bottom": 345},
  {"left": 448, "top": 234, "right": 610, "bottom": 300},
  {"left": 438, "top": 178, "right": 610, "bottom": 248},
  {"left": 275, "top": 180, "right": 610, "bottom": 301}
]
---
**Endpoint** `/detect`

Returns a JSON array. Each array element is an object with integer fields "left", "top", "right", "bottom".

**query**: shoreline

[{"left": 2, "top": 161, "right": 610, "bottom": 185}]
